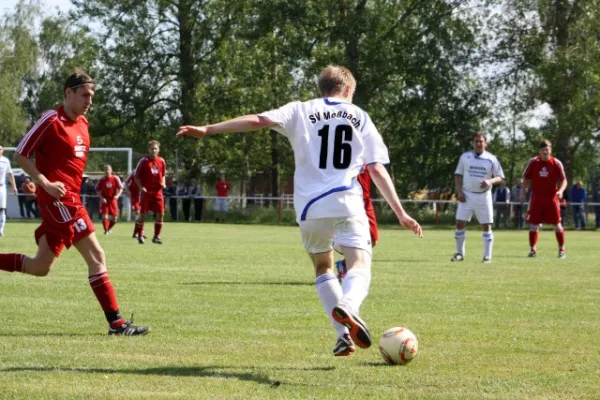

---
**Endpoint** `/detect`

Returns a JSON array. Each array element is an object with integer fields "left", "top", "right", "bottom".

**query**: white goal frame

[{"left": 4, "top": 147, "right": 134, "bottom": 221}]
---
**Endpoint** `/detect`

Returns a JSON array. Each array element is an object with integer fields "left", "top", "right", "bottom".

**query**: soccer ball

[{"left": 378, "top": 327, "right": 418, "bottom": 365}]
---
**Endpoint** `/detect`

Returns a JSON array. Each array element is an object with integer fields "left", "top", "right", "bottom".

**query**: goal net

[{"left": 3, "top": 147, "right": 134, "bottom": 221}]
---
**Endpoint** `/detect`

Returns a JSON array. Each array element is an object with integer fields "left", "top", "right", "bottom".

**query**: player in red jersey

[
  {"left": 95, "top": 164, "right": 123, "bottom": 235},
  {"left": 124, "top": 172, "right": 142, "bottom": 238},
  {"left": 0, "top": 72, "right": 149, "bottom": 335},
  {"left": 214, "top": 174, "right": 231, "bottom": 222},
  {"left": 334, "top": 167, "right": 379, "bottom": 283},
  {"left": 133, "top": 140, "right": 166, "bottom": 244},
  {"left": 521, "top": 139, "right": 567, "bottom": 259}
]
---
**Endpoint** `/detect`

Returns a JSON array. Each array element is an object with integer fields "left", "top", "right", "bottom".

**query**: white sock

[
  {"left": 455, "top": 229, "right": 466, "bottom": 255},
  {"left": 340, "top": 267, "right": 371, "bottom": 313},
  {"left": 0, "top": 210, "right": 5, "bottom": 235},
  {"left": 482, "top": 231, "right": 493, "bottom": 258},
  {"left": 315, "top": 273, "right": 347, "bottom": 337}
]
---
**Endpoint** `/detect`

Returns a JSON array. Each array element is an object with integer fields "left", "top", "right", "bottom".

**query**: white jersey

[
  {"left": 454, "top": 150, "right": 504, "bottom": 193},
  {"left": 0, "top": 156, "right": 12, "bottom": 190},
  {"left": 259, "top": 97, "right": 390, "bottom": 222}
]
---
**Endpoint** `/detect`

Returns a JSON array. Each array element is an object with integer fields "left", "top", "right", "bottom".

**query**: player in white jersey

[
  {"left": 0, "top": 145, "right": 19, "bottom": 236},
  {"left": 177, "top": 65, "right": 423, "bottom": 357},
  {"left": 451, "top": 133, "right": 505, "bottom": 263}
]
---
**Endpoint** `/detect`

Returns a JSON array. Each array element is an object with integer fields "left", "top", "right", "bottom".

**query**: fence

[{"left": 5, "top": 192, "right": 600, "bottom": 228}]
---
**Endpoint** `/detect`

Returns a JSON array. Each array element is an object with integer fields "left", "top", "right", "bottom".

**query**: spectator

[
  {"left": 570, "top": 181, "right": 587, "bottom": 229},
  {"left": 511, "top": 178, "right": 524, "bottom": 229},
  {"left": 214, "top": 173, "right": 231, "bottom": 222},
  {"left": 594, "top": 185, "right": 600, "bottom": 230},
  {"left": 16, "top": 173, "right": 27, "bottom": 218},
  {"left": 190, "top": 178, "right": 203, "bottom": 222},
  {"left": 165, "top": 179, "right": 178, "bottom": 221},
  {"left": 85, "top": 179, "right": 98, "bottom": 219},
  {"left": 178, "top": 181, "right": 191, "bottom": 221},
  {"left": 493, "top": 181, "right": 510, "bottom": 229},
  {"left": 21, "top": 177, "right": 37, "bottom": 218}
]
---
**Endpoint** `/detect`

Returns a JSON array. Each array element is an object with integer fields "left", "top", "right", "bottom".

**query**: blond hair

[
  {"left": 317, "top": 65, "right": 356, "bottom": 97},
  {"left": 148, "top": 140, "right": 160, "bottom": 148}
]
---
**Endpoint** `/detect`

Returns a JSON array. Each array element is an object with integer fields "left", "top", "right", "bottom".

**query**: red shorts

[
  {"left": 526, "top": 195, "right": 561, "bottom": 225},
  {"left": 100, "top": 198, "right": 119, "bottom": 216},
  {"left": 366, "top": 207, "right": 379, "bottom": 246},
  {"left": 35, "top": 194, "right": 95, "bottom": 257},
  {"left": 140, "top": 192, "right": 164, "bottom": 214}
]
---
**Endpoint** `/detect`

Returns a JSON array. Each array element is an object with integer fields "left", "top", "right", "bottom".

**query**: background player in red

[
  {"left": 334, "top": 167, "right": 379, "bottom": 283},
  {"left": 124, "top": 171, "right": 142, "bottom": 238},
  {"left": 521, "top": 139, "right": 568, "bottom": 259},
  {"left": 134, "top": 140, "right": 166, "bottom": 244},
  {"left": 214, "top": 173, "right": 231, "bottom": 222},
  {"left": 0, "top": 71, "right": 149, "bottom": 335},
  {"left": 95, "top": 164, "right": 123, "bottom": 235}
]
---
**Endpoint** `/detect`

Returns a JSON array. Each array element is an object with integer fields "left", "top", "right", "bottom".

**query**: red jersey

[
  {"left": 95, "top": 175, "right": 123, "bottom": 199},
  {"left": 215, "top": 181, "right": 231, "bottom": 197},
  {"left": 125, "top": 173, "right": 139, "bottom": 197},
  {"left": 357, "top": 168, "right": 379, "bottom": 244},
  {"left": 16, "top": 105, "right": 90, "bottom": 203},
  {"left": 134, "top": 156, "right": 166, "bottom": 195},
  {"left": 522, "top": 156, "right": 566, "bottom": 197}
]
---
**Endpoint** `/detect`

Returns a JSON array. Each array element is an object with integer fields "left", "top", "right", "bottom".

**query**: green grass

[{"left": 0, "top": 221, "right": 599, "bottom": 399}]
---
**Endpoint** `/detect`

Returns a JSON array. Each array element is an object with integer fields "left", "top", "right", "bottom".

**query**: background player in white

[
  {"left": 177, "top": 65, "right": 423, "bottom": 357},
  {"left": 452, "top": 132, "right": 505, "bottom": 263},
  {"left": 0, "top": 145, "right": 19, "bottom": 236}
]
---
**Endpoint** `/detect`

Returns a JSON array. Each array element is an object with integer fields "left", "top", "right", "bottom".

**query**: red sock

[
  {"left": 529, "top": 231, "right": 538, "bottom": 249},
  {"left": 102, "top": 219, "right": 109, "bottom": 232},
  {"left": 555, "top": 230, "right": 565, "bottom": 250},
  {"left": 0, "top": 254, "right": 25, "bottom": 273},
  {"left": 154, "top": 222, "right": 163, "bottom": 238},
  {"left": 88, "top": 271, "right": 123, "bottom": 325},
  {"left": 135, "top": 220, "right": 144, "bottom": 236},
  {"left": 108, "top": 220, "right": 116, "bottom": 230}
]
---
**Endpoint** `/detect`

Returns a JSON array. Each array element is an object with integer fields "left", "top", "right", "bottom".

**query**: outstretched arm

[
  {"left": 367, "top": 163, "right": 423, "bottom": 237},
  {"left": 177, "top": 115, "right": 277, "bottom": 139}
]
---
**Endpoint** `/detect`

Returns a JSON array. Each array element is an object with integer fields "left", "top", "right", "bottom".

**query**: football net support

[{"left": 4, "top": 147, "right": 134, "bottom": 221}]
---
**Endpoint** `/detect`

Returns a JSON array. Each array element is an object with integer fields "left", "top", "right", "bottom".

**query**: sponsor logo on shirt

[
  {"left": 151, "top": 165, "right": 160, "bottom": 175},
  {"left": 539, "top": 167, "right": 548, "bottom": 178}
]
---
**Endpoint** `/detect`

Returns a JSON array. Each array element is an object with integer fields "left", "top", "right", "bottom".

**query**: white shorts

[
  {"left": 299, "top": 215, "right": 372, "bottom": 255},
  {"left": 456, "top": 190, "right": 493, "bottom": 224},
  {"left": 214, "top": 197, "right": 229, "bottom": 212},
  {"left": 0, "top": 188, "right": 6, "bottom": 209}
]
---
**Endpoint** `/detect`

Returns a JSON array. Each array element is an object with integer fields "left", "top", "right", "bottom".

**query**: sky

[{"left": 1, "top": 0, "right": 73, "bottom": 17}]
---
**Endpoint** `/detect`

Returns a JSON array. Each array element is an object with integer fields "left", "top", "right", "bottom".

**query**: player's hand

[
  {"left": 177, "top": 125, "right": 208, "bottom": 139},
  {"left": 12, "top": 188, "right": 18, "bottom": 195},
  {"left": 480, "top": 179, "right": 491, "bottom": 189},
  {"left": 557, "top": 190, "right": 564, "bottom": 199},
  {"left": 141, "top": 187, "right": 148, "bottom": 193},
  {"left": 101, "top": 198, "right": 107, "bottom": 204},
  {"left": 457, "top": 192, "right": 466, "bottom": 202},
  {"left": 519, "top": 193, "right": 526, "bottom": 203},
  {"left": 44, "top": 181, "right": 66, "bottom": 199},
  {"left": 399, "top": 215, "right": 423, "bottom": 238}
]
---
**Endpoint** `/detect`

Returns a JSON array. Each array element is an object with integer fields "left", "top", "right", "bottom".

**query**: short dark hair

[
  {"left": 473, "top": 132, "right": 486, "bottom": 141},
  {"left": 539, "top": 139, "right": 552, "bottom": 148},
  {"left": 64, "top": 71, "right": 95, "bottom": 95}
]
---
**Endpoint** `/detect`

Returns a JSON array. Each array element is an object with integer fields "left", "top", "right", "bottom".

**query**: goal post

[{"left": 3, "top": 147, "right": 134, "bottom": 221}]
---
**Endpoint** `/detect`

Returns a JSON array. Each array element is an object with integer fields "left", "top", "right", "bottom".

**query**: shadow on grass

[
  {"left": 181, "top": 281, "right": 313, "bottom": 286},
  {"left": 2, "top": 365, "right": 334, "bottom": 387}
]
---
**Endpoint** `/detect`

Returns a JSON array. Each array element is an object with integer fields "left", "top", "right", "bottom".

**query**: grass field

[{"left": 0, "top": 221, "right": 599, "bottom": 399}]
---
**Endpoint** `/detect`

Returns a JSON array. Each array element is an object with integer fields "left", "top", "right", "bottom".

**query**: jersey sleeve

[
  {"left": 362, "top": 115, "right": 390, "bottom": 165},
  {"left": 492, "top": 156, "right": 505, "bottom": 178},
  {"left": 115, "top": 176, "right": 123, "bottom": 189},
  {"left": 454, "top": 154, "right": 465, "bottom": 176},
  {"left": 134, "top": 158, "right": 146, "bottom": 180},
  {"left": 161, "top": 158, "right": 167, "bottom": 177},
  {"left": 522, "top": 158, "right": 535, "bottom": 179},
  {"left": 258, "top": 101, "right": 299, "bottom": 138},
  {"left": 555, "top": 159, "right": 566, "bottom": 181},
  {"left": 16, "top": 110, "right": 58, "bottom": 158}
]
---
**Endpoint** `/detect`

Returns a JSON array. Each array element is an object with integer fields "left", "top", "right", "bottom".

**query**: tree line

[{"left": 1, "top": 0, "right": 599, "bottom": 196}]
